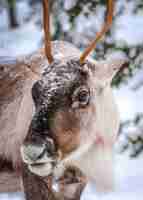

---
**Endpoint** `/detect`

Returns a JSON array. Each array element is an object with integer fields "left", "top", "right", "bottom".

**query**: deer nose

[{"left": 21, "top": 143, "right": 46, "bottom": 164}]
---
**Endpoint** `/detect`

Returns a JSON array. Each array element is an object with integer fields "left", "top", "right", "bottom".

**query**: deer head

[
  {"left": 19, "top": 0, "right": 129, "bottom": 193},
  {"left": 0, "top": 0, "right": 128, "bottom": 194}
]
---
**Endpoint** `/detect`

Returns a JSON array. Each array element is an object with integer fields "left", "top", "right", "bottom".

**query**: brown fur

[
  {"left": 51, "top": 110, "right": 81, "bottom": 156},
  {"left": 0, "top": 41, "right": 81, "bottom": 170},
  {"left": 0, "top": 41, "right": 84, "bottom": 193}
]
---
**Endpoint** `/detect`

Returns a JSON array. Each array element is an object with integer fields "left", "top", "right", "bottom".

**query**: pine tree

[{"left": 7, "top": 0, "right": 19, "bottom": 28}]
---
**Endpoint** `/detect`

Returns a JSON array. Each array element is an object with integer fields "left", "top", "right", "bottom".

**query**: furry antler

[
  {"left": 43, "top": 0, "right": 54, "bottom": 63},
  {"left": 80, "top": 0, "right": 114, "bottom": 64}
]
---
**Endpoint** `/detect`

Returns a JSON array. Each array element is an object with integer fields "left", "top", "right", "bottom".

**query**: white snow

[
  {"left": 81, "top": 153, "right": 143, "bottom": 200},
  {"left": 0, "top": 21, "right": 42, "bottom": 57},
  {"left": 0, "top": 9, "right": 8, "bottom": 30},
  {"left": 113, "top": 66, "right": 143, "bottom": 122},
  {"left": 115, "top": 14, "right": 143, "bottom": 46},
  {"left": 64, "top": 0, "right": 78, "bottom": 10},
  {"left": 0, "top": 192, "right": 24, "bottom": 200},
  {"left": 0, "top": 1, "right": 42, "bottom": 57}
]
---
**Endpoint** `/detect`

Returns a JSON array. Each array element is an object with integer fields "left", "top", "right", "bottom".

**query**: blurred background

[{"left": 0, "top": 0, "right": 143, "bottom": 199}]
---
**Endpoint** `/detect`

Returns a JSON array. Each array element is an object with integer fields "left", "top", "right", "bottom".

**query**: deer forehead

[
  {"left": 41, "top": 58, "right": 105, "bottom": 94},
  {"left": 32, "top": 57, "right": 112, "bottom": 119}
]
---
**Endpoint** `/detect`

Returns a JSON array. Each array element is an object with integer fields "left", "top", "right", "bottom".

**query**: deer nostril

[
  {"left": 22, "top": 144, "right": 46, "bottom": 162},
  {"left": 45, "top": 138, "right": 56, "bottom": 155},
  {"left": 0, "top": 66, "right": 5, "bottom": 72}
]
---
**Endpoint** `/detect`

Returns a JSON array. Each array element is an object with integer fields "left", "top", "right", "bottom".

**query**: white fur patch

[{"left": 54, "top": 85, "right": 119, "bottom": 192}]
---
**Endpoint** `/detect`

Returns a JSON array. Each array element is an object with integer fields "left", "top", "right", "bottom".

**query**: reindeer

[{"left": 0, "top": 0, "right": 127, "bottom": 199}]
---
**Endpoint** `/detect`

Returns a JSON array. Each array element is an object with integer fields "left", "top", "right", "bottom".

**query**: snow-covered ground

[
  {"left": 82, "top": 153, "right": 143, "bottom": 200},
  {"left": 0, "top": 193, "right": 24, "bottom": 200},
  {"left": 0, "top": 0, "right": 143, "bottom": 199}
]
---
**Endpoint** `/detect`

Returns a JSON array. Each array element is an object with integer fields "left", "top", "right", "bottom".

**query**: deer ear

[
  {"left": 105, "top": 56, "right": 129, "bottom": 81},
  {"left": 94, "top": 55, "right": 129, "bottom": 84}
]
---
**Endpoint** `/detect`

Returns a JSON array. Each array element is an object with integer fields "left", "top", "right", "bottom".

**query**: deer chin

[
  {"left": 53, "top": 133, "right": 115, "bottom": 193},
  {"left": 28, "top": 162, "right": 53, "bottom": 177},
  {"left": 75, "top": 141, "right": 115, "bottom": 193}
]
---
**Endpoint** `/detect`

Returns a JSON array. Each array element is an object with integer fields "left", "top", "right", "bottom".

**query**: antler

[
  {"left": 43, "top": 0, "right": 54, "bottom": 64},
  {"left": 80, "top": 0, "right": 114, "bottom": 64}
]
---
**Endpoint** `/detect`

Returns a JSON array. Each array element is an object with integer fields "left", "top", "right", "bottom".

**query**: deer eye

[
  {"left": 72, "top": 86, "right": 90, "bottom": 108},
  {"left": 78, "top": 89, "right": 89, "bottom": 104}
]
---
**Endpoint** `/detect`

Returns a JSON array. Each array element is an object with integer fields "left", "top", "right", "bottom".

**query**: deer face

[
  {"left": 17, "top": 51, "right": 128, "bottom": 198},
  {"left": 32, "top": 59, "right": 95, "bottom": 155},
  {"left": 33, "top": 57, "right": 126, "bottom": 154},
  {"left": 20, "top": 56, "right": 126, "bottom": 193}
]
